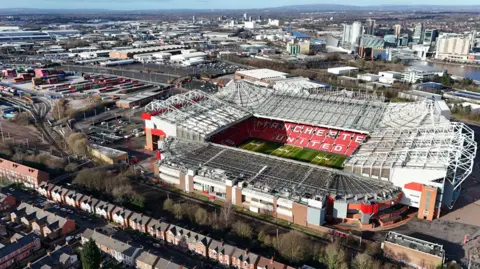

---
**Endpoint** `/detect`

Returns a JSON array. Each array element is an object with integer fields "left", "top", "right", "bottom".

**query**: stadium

[{"left": 141, "top": 77, "right": 476, "bottom": 230}]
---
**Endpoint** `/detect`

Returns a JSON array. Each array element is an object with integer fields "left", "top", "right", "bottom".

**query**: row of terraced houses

[{"left": 37, "top": 182, "right": 296, "bottom": 269}]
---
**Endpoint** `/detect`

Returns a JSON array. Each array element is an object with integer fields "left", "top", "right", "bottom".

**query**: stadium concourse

[{"left": 141, "top": 79, "right": 477, "bottom": 230}]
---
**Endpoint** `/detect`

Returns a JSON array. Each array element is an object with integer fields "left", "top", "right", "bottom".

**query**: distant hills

[{"left": 0, "top": 4, "right": 480, "bottom": 14}]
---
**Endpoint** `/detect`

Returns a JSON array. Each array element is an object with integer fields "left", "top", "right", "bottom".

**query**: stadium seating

[{"left": 209, "top": 117, "right": 367, "bottom": 156}]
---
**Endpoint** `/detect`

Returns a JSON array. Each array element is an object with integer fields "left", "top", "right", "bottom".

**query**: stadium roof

[
  {"left": 161, "top": 139, "right": 400, "bottom": 202},
  {"left": 145, "top": 91, "right": 250, "bottom": 141},
  {"left": 216, "top": 80, "right": 386, "bottom": 133}
]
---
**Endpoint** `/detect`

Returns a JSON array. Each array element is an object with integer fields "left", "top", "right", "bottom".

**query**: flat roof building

[
  {"left": 382, "top": 232, "right": 445, "bottom": 269},
  {"left": 327, "top": 66, "right": 359, "bottom": 75},
  {"left": 109, "top": 45, "right": 186, "bottom": 59},
  {"left": 88, "top": 144, "right": 128, "bottom": 164},
  {"left": 234, "top": 69, "right": 288, "bottom": 83}
]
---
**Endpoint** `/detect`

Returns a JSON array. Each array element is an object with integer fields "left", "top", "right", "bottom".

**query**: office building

[
  {"left": 342, "top": 21, "right": 363, "bottom": 49},
  {"left": 423, "top": 29, "right": 439, "bottom": 46},
  {"left": 394, "top": 24, "right": 402, "bottom": 38},
  {"left": 365, "top": 19, "right": 376, "bottom": 35},
  {"left": 435, "top": 33, "right": 473, "bottom": 61},
  {"left": 413, "top": 23, "right": 424, "bottom": 44},
  {"left": 402, "top": 65, "right": 445, "bottom": 83},
  {"left": 382, "top": 232, "right": 445, "bottom": 269},
  {"left": 192, "top": 15, "right": 196, "bottom": 24},
  {"left": 243, "top": 13, "right": 248, "bottom": 21}
]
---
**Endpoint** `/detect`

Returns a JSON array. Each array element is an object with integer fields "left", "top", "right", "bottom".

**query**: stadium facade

[{"left": 142, "top": 79, "right": 476, "bottom": 229}]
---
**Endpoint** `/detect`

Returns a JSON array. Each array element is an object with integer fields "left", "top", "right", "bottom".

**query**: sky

[{"left": 3, "top": 0, "right": 480, "bottom": 10}]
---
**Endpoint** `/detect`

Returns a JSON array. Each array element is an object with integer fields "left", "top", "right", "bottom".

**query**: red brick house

[
  {"left": 37, "top": 182, "right": 55, "bottom": 199},
  {"left": 146, "top": 218, "right": 170, "bottom": 240},
  {"left": 208, "top": 239, "right": 236, "bottom": 266},
  {"left": 256, "top": 256, "right": 288, "bottom": 269},
  {"left": 0, "top": 193, "right": 16, "bottom": 212},
  {"left": 128, "top": 212, "right": 151, "bottom": 233},
  {"left": 232, "top": 248, "right": 259, "bottom": 269},
  {"left": 0, "top": 158, "right": 49, "bottom": 189},
  {"left": 11, "top": 202, "right": 75, "bottom": 239},
  {"left": 0, "top": 233, "right": 41, "bottom": 269}
]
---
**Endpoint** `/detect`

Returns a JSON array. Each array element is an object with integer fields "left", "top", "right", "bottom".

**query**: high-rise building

[
  {"left": 423, "top": 29, "right": 439, "bottom": 46},
  {"left": 342, "top": 21, "right": 363, "bottom": 48},
  {"left": 413, "top": 23, "right": 424, "bottom": 44},
  {"left": 192, "top": 15, "right": 196, "bottom": 24},
  {"left": 365, "top": 19, "right": 376, "bottom": 35},
  {"left": 394, "top": 24, "right": 402, "bottom": 38},
  {"left": 243, "top": 13, "right": 248, "bottom": 21},
  {"left": 435, "top": 33, "right": 473, "bottom": 61}
]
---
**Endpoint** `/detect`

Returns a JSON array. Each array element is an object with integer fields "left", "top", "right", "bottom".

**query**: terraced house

[
  {"left": 81, "top": 229, "right": 141, "bottom": 266},
  {"left": 37, "top": 182, "right": 55, "bottom": 199},
  {"left": 65, "top": 190, "right": 84, "bottom": 208},
  {"left": 146, "top": 218, "right": 170, "bottom": 241},
  {"left": 232, "top": 249, "right": 259, "bottom": 269},
  {"left": 94, "top": 201, "right": 116, "bottom": 220},
  {"left": 208, "top": 239, "right": 236, "bottom": 266},
  {"left": 128, "top": 213, "right": 151, "bottom": 233},
  {"left": 0, "top": 233, "right": 41, "bottom": 269},
  {"left": 11, "top": 203, "right": 75, "bottom": 239},
  {"left": 112, "top": 207, "right": 133, "bottom": 227},
  {"left": 79, "top": 196, "right": 98, "bottom": 214}
]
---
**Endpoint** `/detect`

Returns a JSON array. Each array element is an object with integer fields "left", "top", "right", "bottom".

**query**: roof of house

[
  {"left": 256, "top": 256, "right": 287, "bottom": 269},
  {"left": 129, "top": 213, "right": 152, "bottom": 225},
  {"left": 209, "top": 239, "right": 236, "bottom": 256},
  {"left": 147, "top": 218, "right": 170, "bottom": 232},
  {"left": 95, "top": 200, "right": 115, "bottom": 211},
  {"left": 185, "top": 231, "right": 211, "bottom": 247},
  {"left": 136, "top": 250, "right": 160, "bottom": 266},
  {"left": 232, "top": 248, "right": 259, "bottom": 264},
  {"left": 154, "top": 258, "right": 184, "bottom": 269},
  {"left": 113, "top": 207, "right": 133, "bottom": 218},
  {"left": 0, "top": 193, "right": 12, "bottom": 202},
  {"left": 82, "top": 229, "right": 140, "bottom": 257},
  {"left": 0, "top": 233, "right": 38, "bottom": 259},
  {"left": 15, "top": 202, "right": 71, "bottom": 228},
  {"left": 28, "top": 245, "right": 76, "bottom": 269}
]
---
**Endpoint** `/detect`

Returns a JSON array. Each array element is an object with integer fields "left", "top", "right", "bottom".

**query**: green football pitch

[{"left": 238, "top": 139, "right": 347, "bottom": 169}]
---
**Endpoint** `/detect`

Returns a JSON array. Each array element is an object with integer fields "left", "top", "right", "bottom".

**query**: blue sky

[{"left": 4, "top": 0, "right": 479, "bottom": 9}]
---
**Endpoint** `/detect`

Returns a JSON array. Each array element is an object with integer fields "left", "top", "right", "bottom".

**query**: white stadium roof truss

[
  {"left": 145, "top": 90, "right": 250, "bottom": 136},
  {"left": 217, "top": 81, "right": 386, "bottom": 132},
  {"left": 347, "top": 123, "right": 477, "bottom": 190}
]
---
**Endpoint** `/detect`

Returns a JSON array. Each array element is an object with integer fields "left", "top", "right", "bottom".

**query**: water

[{"left": 414, "top": 61, "right": 480, "bottom": 81}]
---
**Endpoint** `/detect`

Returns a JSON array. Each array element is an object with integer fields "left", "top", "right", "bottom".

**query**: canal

[{"left": 413, "top": 61, "right": 480, "bottom": 81}]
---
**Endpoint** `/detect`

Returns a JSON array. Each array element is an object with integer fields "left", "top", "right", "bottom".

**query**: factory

[{"left": 108, "top": 45, "right": 186, "bottom": 59}]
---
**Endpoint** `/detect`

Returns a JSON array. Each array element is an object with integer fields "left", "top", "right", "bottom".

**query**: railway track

[{"left": 1, "top": 96, "right": 67, "bottom": 156}]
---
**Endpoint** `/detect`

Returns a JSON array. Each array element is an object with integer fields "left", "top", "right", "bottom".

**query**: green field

[{"left": 239, "top": 139, "right": 347, "bottom": 169}]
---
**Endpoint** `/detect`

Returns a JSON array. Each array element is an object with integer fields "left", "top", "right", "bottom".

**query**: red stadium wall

[{"left": 210, "top": 117, "right": 367, "bottom": 156}]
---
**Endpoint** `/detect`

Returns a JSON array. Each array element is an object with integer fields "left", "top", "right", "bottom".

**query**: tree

[
  {"left": 353, "top": 253, "right": 374, "bottom": 269},
  {"left": 324, "top": 240, "right": 347, "bottom": 269},
  {"left": 172, "top": 203, "right": 184, "bottom": 219},
  {"left": 276, "top": 231, "right": 308, "bottom": 262},
  {"left": 232, "top": 221, "right": 253, "bottom": 239},
  {"left": 220, "top": 200, "right": 234, "bottom": 228},
  {"left": 194, "top": 207, "right": 209, "bottom": 225},
  {"left": 81, "top": 239, "right": 101, "bottom": 269},
  {"left": 163, "top": 198, "right": 174, "bottom": 212}
]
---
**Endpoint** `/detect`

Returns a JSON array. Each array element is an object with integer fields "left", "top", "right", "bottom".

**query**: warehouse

[
  {"left": 327, "top": 66, "right": 359, "bottom": 75},
  {"left": 88, "top": 144, "right": 128, "bottom": 164},
  {"left": 109, "top": 45, "right": 186, "bottom": 59}
]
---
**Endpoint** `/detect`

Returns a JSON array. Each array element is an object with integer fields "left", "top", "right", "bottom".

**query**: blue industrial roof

[{"left": 454, "top": 91, "right": 480, "bottom": 100}]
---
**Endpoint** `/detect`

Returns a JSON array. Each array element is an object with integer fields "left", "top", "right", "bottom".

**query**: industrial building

[
  {"left": 382, "top": 232, "right": 445, "bottom": 268},
  {"left": 0, "top": 31, "right": 53, "bottom": 43},
  {"left": 88, "top": 144, "right": 128, "bottom": 164},
  {"left": 234, "top": 69, "right": 288, "bottom": 83},
  {"left": 109, "top": 45, "right": 186, "bottom": 59},
  {"left": 435, "top": 33, "right": 474, "bottom": 61}
]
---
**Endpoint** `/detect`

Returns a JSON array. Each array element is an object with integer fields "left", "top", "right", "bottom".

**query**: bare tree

[
  {"left": 194, "top": 207, "right": 208, "bottom": 225},
  {"left": 172, "top": 204, "right": 183, "bottom": 219},
  {"left": 324, "top": 240, "right": 347, "bottom": 269},
  {"left": 220, "top": 200, "right": 234, "bottom": 228},
  {"left": 163, "top": 199, "right": 174, "bottom": 212},
  {"left": 232, "top": 221, "right": 253, "bottom": 239},
  {"left": 276, "top": 231, "right": 308, "bottom": 263}
]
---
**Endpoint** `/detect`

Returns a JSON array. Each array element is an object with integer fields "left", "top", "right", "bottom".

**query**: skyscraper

[
  {"left": 243, "top": 13, "right": 248, "bottom": 21},
  {"left": 365, "top": 19, "right": 376, "bottom": 35},
  {"left": 192, "top": 15, "right": 196, "bottom": 24},
  {"left": 423, "top": 29, "right": 439, "bottom": 46},
  {"left": 342, "top": 21, "right": 363, "bottom": 50},
  {"left": 413, "top": 23, "right": 424, "bottom": 44},
  {"left": 394, "top": 24, "right": 402, "bottom": 38}
]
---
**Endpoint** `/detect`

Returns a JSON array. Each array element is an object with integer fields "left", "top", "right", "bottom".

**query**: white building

[
  {"left": 268, "top": 19, "right": 280, "bottom": 27},
  {"left": 435, "top": 33, "right": 473, "bottom": 61},
  {"left": 244, "top": 21, "right": 257, "bottom": 29},
  {"left": 402, "top": 65, "right": 445, "bottom": 83},
  {"left": 357, "top": 73, "right": 380, "bottom": 82},
  {"left": 327, "top": 66, "right": 359, "bottom": 75},
  {"left": 342, "top": 21, "right": 363, "bottom": 47}
]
